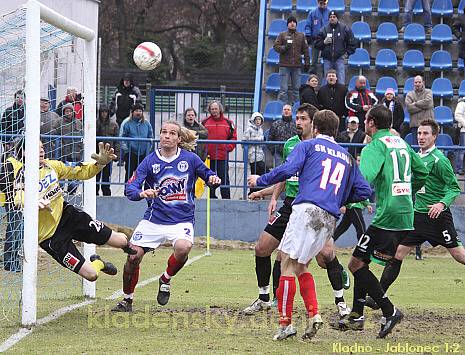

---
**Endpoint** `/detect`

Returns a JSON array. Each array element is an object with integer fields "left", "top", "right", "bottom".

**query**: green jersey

[
  {"left": 282, "top": 135, "right": 301, "bottom": 198},
  {"left": 347, "top": 199, "right": 371, "bottom": 210},
  {"left": 415, "top": 146, "right": 460, "bottom": 213},
  {"left": 360, "top": 129, "right": 428, "bottom": 230}
]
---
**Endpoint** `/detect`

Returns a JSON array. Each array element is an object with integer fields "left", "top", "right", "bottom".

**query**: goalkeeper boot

[
  {"left": 272, "top": 324, "right": 297, "bottom": 341},
  {"left": 302, "top": 313, "right": 323, "bottom": 340},
  {"left": 111, "top": 299, "right": 133, "bottom": 312},
  {"left": 157, "top": 278, "right": 171, "bottom": 306},
  {"left": 90, "top": 254, "right": 117, "bottom": 276},
  {"left": 341, "top": 267, "right": 350, "bottom": 290},
  {"left": 335, "top": 312, "right": 365, "bottom": 331},
  {"left": 242, "top": 298, "right": 272, "bottom": 315},
  {"left": 378, "top": 308, "right": 403, "bottom": 338},
  {"left": 365, "top": 295, "right": 380, "bottom": 310},
  {"left": 122, "top": 245, "right": 137, "bottom": 255},
  {"left": 337, "top": 302, "right": 351, "bottom": 318}
]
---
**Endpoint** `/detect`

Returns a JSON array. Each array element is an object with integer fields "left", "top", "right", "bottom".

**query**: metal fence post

[{"left": 243, "top": 143, "right": 249, "bottom": 200}]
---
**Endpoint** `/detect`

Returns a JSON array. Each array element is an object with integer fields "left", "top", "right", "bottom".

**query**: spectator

[
  {"left": 268, "top": 104, "right": 298, "bottom": 166},
  {"left": 299, "top": 74, "right": 321, "bottom": 108},
  {"left": 345, "top": 75, "right": 378, "bottom": 130},
  {"left": 452, "top": 9, "right": 465, "bottom": 61},
  {"left": 336, "top": 117, "right": 366, "bottom": 158},
  {"left": 110, "top": 73, "right": 141, "bottom": 126},
  {"left": 182, "top": 107, "right": 208, "bottom": 161},
  {"left": 381, "top": 88, "right": 404, "bottom": 133},
  {"left": 243, "top": 112, "right": 266, "bottom": 195},
  {"left": 56, "top": 87, "right": 83, "bottom": 119},
  {"left": 273, "top": 16, "right": 310, "bottom": 105},
  {"left": 121, "top": 103, "right": 153, "bottom": 182},
  {"left": 454, "top": 97, "right": 465, "bottom": 174},
  {"left": 40, "top": 97, "right": 61, "bottom": 159},
  {"left": 305, "top": 0, "right": 330, "bottom": 75},
  {"left": 314, "top": 11, "right": 355, "bottom": 85},
  {"left": 400, "top": 0, "right": 432, "bottom": 35},
  {"left": 1, "top": 90, "right": 25, "bottom": 143},
  {"left": 202, "top": 101, "right": 237, "bottom": 199},
  {"left": 405, "top": 75, "right": 434, "bottom": 145},
  {"left": 96, "top": 104, "right": 119, "bottom": 196},
  {"left": 317, "top": 69, "right": 348, "bottom": 131}
]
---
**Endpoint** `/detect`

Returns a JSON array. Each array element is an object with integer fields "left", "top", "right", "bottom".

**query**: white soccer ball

[{"left": 133, "top": 42, "right": 162, "bottom": 71}]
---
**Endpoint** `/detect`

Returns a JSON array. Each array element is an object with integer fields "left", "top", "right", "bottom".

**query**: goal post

[{"left": 21, "top": 0, "right": 97, "bottom": 326}]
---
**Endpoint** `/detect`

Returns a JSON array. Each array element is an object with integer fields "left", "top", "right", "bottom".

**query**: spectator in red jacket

[{"left": 202, "top": 101, "right": 237, "bottom": 199}]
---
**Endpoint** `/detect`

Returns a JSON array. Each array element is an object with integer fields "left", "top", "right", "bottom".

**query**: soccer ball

[{"left": 133, "top": 42, "right": 162, "bottom": 71}]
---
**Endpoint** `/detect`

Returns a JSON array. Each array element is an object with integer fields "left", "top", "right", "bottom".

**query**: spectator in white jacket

[
  {"left": 455, "top": 97, "right": 465, "bottom": 174},
  {"left": 243, "top": 112, "right": 265, "bottom": 195}
]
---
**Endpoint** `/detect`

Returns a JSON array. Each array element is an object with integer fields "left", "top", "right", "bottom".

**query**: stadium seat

[
  {"left": 265, "top": 73, "right": 280, "bottom": 93},
  {"left": 375, "top": 76, "right": 398, "bottom": 96},
  {"left": 297, "top": 20, "right": 307, "bottom": 34},
  {"left": 402, "top": 50, "right": 425, "bottom": 71},
  {"left": 300, "top": 73, "right": 310, "bottom": 85},
  {"left": 403, "top": 23, "right": 426, "bottom": 44},
  {"left": 436, "top": 133, "right": 454, "bottom": 146},
  {"left": 352, "top": 21, "right": 372, "bottom": 42},
  {"left": 403, "top": 77, "right": 415, "bottom": 94},
  {"left": 404, "top": 108, "right": 410, "bottom": 125},
  {"left": 328, "top": 0, "right": 346, "bottom": 12},
  {"left": 266, "top": 48, "right": 279, "bottom": 66},
  {"left": 268, "top": 19, "right": 287, "bottom": 39},
  {"left": 348, "top": 76, "right": 371, "bottom": 91},
  {"left": 459, "top": 58, "right": 464, "bottom": 71},
  {"left": 413, "top": 0, "right": 424, "bottom": 14},
  {"left": 270, "top": 0, "right": 293, "bottom": 13},
  {"left": 263, "top": 101, "right": 283, "bottom": 121},
  {"left": 434, "top": 106, "right": 454, "bottom": 125},
  {"left": 430, "top": 50, "right": 452, "bottom": 71},
  {"left": 431, "top": 78, "right": 453, "bottom": 98},
  {"left": 376, "top": 22, "right": 398, "bottom": 42},
  {"left": 350, "top": 0, "right": 372, "bottom": 15},
  {"left": 431, "top": 24, "right": 453, "bottom": 44},
  {"left": 378, "top": 0, "right": 400, "bottom": 16},
  {"left": 375, "top": 49, "right": 397, "bottom": 69},
  {"left": 431, "top": 0, "right": 453, "bottom": 17},
  {"left": 348, "top": 48, "right": 370, "bottom": 69},
  {"left": 459, "top": 80, "right": 465, "bottom": 96},
  {"left": 292, "top": 101, "right": 301, "bottom": 115},
  {"left": 296, "top": 0, "right": 318, "bottom": 12},
  {"left": 404, "top": 133, "right": 413, "bottom": 145}
]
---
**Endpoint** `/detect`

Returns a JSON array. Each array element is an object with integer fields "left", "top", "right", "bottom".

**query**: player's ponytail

[{"left": 179, "top": 127, "right": 197, "bottom": 151}]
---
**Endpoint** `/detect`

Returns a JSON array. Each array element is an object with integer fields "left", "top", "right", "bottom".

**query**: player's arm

[
  {"left": 345, "top": 163, "right": 373, "bottom": 204},
  {"left": 124, "top": 157, "right": 151, "bottom": 201},
  {"left": 359, "top": 143, "right": 385, "bottom": 183},
  {"left": 437, "top": 158, "right": 461, "bottom": 208},
  {"left": 193, "top": 154, "right": 221, "bottom": 187},
  {"left": 409, "top": 146, "right": 429, "bottom": 193}
]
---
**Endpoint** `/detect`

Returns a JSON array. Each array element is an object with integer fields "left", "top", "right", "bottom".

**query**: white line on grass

[{"left": 0, "top": 254, "right": 205, "bottom": 353}]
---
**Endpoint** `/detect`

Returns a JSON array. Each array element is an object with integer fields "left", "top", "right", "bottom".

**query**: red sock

[
  {"left": 298, "top": 272, "right": 318, "bottom": 317},
  {"left": 123, "top": 265, "right": 140, "bottom": 295},
  {"left": 160, "top": 254, "right": 187, "bottom": 283},
  {"left": 276, "top": 276, "right": 296, "bottom": 326}
]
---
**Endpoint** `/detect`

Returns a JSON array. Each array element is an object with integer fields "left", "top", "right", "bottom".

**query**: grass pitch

[{"left": 1, "top": 247, "right": 465, "bottom": 354}]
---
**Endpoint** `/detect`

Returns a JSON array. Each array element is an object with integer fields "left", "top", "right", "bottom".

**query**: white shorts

[
  {"left": 279, "top": 203, "right": 336, "bottom": 265},
  {"left": 130, "top": 219, "right": 194, "bottom": 250}
]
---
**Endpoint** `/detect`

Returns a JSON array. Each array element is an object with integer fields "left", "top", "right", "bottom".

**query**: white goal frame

[{"left": 22, "top": 0, "right": 97, "bottom": 327}]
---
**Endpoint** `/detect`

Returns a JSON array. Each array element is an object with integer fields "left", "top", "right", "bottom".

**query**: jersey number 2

[{"left": 320, "top": 158, "right": 346, "bottom": 194}]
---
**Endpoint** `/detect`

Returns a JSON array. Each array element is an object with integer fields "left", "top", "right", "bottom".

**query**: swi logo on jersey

[
  {"left": 158, "top": 175, "right": 188, "bottom": 201},
  {"left": 380, "top": 136, "right": 407, "bottom": 149}
]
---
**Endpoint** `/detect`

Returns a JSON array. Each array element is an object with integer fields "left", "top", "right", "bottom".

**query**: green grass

[{"left": 1, "top": 248, "right": 465, "bottom": 354}]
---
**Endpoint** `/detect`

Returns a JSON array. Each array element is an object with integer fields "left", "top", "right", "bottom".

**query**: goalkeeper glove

[{"left": 91, "top": 142, "right": 117, "bottom": 166}]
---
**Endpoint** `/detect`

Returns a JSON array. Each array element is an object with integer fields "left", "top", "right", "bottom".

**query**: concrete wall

[{"left": 97, "top": 197, "right": 465, "bottom": 247}]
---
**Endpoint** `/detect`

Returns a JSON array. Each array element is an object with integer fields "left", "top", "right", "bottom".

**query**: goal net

[{"left": 0, "top": 0, "right": 96, "bottom": 326}]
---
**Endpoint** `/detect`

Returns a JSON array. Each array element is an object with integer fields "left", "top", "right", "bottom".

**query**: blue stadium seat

[
  {"left": 404, "top": 133, "right": 413, "bottom": 145},
  {"left": 350, "top": 0, "right": 372, "bottom": 15},
  {"left": 404, "top": 109, "right": 410, "bottom": 125},
  {"left": 376, "top": 22, "right": 398, "bottom": 42},
  {"left": 459, "top": 58, "right": 464, "bottom": 71},
  {"left": 459, "top": 80, "right": 465, "bottom": 96},
  {"left": 263, "top": 101, "right": 284, "bottom": 121},
  {"left": 270, "top": 0, "right": 293, "bottom": 13},
  {"left": 378, "top": 0, "right": 400, "bottom": 16},
  {"left": 431, "top": 0, "right": 453, "bottom": 17},
  {"left": 403, "top": 77, "right": 415, "bottom": 94},
  {"left": 296, "top": 0, "right": 318, "bottom": 12},
  {"left": 434, "top": 106, "right": 454, "bottom": 125},
  {"left": 266, "top": 48, "right": 280, "bottom": 66},
  {"left": 431, "top": 24, "right": 453, "bottom": 44},
  {"left": 403, "top": 23, "right": 426, "bottom": 44},
  {"left": 292, "top": 101, "right": 301, "bottom": 115},
  {"left": 268, "top": 19, "right": 287, "bottom": 39},
  {"left": 297, "top": 20, "right": 307, "bottom": 34},
  {"left": 430, "top": 50, "right": 452, "bottom": 71},
  {"left": 402, "top": 50, "right": 425, "bottom": 71},
  {"left": 413, "top": 0, "right": 424, "bottom": 14},
  {"left": 300, "top": 73, "right": 310, "bottom": 85},
  {"left": 328, "top": 0, "right": 346, "bottom": 12},
  {"left": 348, "top": 48, "right": 371, "bottom": 69},
  {"left": 352, "top": 21, "right": 372, "bottom": 42},
  {"left": 375, "top": 49, "right": 397, "bottom": 69},
  {"left": 376, "top": 76, "right": 398, "bottom": 96},
  {"left": 431, "top": 78, "right": 453, "bottom": 98},
  {"left": 348, "top": 76, "right": 371, "bottom": 91},
  {"left": 436, "top": 133, "right": 453, "bottom": 146},
  {"left": 265, "top": 73, "right": 280, "bottom": 93},
  {"left": 459, "top": 0, "right": 465, "bottom": 13}
]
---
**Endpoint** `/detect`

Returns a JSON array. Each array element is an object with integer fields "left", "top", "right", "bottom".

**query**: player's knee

[
  {"left": 127, "top": 253, "right": 142, "bottom": 267},
  {"left": 84, "top": 270, "right": 98, "bottom": 282},
  {"left": 315, "top": 254, "right": 327, "bottom": 269},
  {"left": 348, "top": 257, "right": 364, "bottom": 274},
  {"left": 255, "top": 242, "right": 269, "bottom": 257}
]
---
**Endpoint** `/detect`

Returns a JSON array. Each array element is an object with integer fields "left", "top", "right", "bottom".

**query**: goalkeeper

[{"left": 14, "top": 140, "right": 136, "bottom": 281}]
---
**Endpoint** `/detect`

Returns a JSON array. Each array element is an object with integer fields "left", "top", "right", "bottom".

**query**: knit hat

[
  {"left": 131, "top": 103, "right": 144, "bottom": 112},
  {"left": 62, "top": 103, "right": 74, "bottom": 113},
  {"left": 287, "top": 16, "right": 297, "bottom": 25},
  {"left": 385, "top": 88, "right": 396, "bottom": 96},
  {"left": 329, "top": 10, "right": 338, "bottom": 18}
]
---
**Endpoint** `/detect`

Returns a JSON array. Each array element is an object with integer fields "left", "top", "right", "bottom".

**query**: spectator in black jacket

[
  {"left": 317, "top": 70, "right": 347, "bottom": 131},
  {"left": 452, "top": 8, "right": 465, "bottom": 61},
  {"left": 109, "top": 73, "right": 142, "bottom": 126},
  {"left": 314, "top": 11, "right": 356, "bottom": 85},
  {"left": 381, "top": 88, "right": 404, "bottom": 133},
  {"left": 1, "top": 90, "right": 25, "bottom": 143},
  {"left": 182, "top": 107, "right": 208, "bottom": 161},
  {"left": 336, "top": 116, "right": 366, "bottom": 158},
  {"left": 299, "top": 74, "right": 321, "bottom": 108},
  {"left": 345, "top": 75, "right": 378, "bottom": 130}
]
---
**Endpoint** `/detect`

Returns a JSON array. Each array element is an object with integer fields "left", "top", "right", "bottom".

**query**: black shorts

[
  {"left": 401, "top": 210, "right": 461, "bottom": 248},
  {"left": 263, "top": 197, "right": 294, "bottom": 242},
  {"left": 39, "top": 203, "right": 112, "bottom": 274},
  {"left": 353, "top": 225, "right": 408, "bottom": 265}
]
